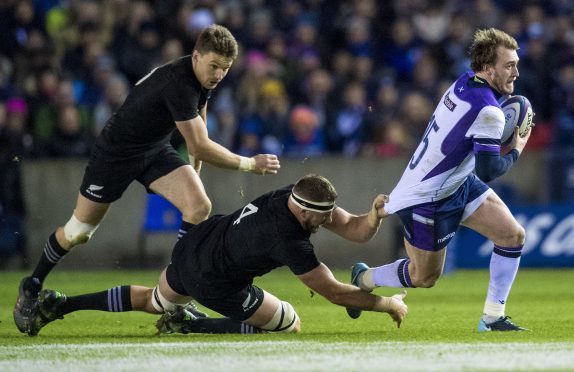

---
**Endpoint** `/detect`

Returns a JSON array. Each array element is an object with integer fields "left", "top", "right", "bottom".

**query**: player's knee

[
  {"left": 261, "top": 301, "right": 300, "bottom": 333},
  {"left": 184, "top": 197, "right": 211, "bottom": 224},
  {"left": 514, "top": 224, "right": 526, "bottom": 246},
  {"left": 498, "top": 223, "right": 526, "bottom": 247},
  {"left": 63, "top": 215, "right": 99, "bottom": 247}
]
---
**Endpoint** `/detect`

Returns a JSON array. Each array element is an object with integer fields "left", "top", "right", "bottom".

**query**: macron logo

[
  {"left": 86, "top": 184, "right": 104, "bottom": 198},
  {"left": 437, "top": 231, "right": 456, "bottom": 244}
]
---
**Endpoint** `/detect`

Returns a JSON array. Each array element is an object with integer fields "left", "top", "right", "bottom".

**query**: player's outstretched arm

[
  {"left": 324, "top": 194, "right": 389, "bottom": 243},
  {"left": 176, "top": 118, "right": 280, "bottom": 175},
  {"left": 298, "top": 263, "right": 408, "bottom": 327}
]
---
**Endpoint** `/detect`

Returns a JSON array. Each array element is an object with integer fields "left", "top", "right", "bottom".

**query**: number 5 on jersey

[
  {"left": 409, "top": 115, "right": 440, "bottom": 170},
  {"left": 233, "top": 203, "right": 259, "bottom": 225}
]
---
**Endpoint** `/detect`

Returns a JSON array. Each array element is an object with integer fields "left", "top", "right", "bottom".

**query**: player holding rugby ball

[{"left": 348, "top": 28, "right": 533, "bottom": 332}]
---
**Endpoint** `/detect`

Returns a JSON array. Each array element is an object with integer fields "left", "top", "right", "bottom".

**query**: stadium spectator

[
  {"left": 398, "top": 90, "right": 435, "bottom": 141},
  {"left": 0, "top": 0, "right": 43, "bottom": 59},
  {"left": 0, "top": 97, "right": 33, "bottom": 268},
  {"left": 381, "top": 17, "right": 422, "bottom": 82},
  {"left": 93, "top": 73, "right": 129, "bottom": 136},
  {"left": 235, "top": 50, "right": 271, "bottom": 118},
  {"left": 295, "top": 68, "right": 335, "bottom": 130},
  {"left": 13, "top": 25, "right": 281, "bottom": 335},
  {"left": 116, "top": 20, "right": 162, "bottom": 86},
  {"left": 363, "top": 116, "right": 414, "bottom": 158},
  {"left": 0, "top": 56, "right": 15, "bottom": 101},
  {"left": 31, "top": 77, "right": 92, "bottom": 155},
  {"left": 155, "top": 38, "right": 184, "bottom": 67},
  {"left": 237, "top": 79, "right": 290, "bottom": 155},
  {"left": 25, "top": 174, "right": 408, "bottom": 336},
  {"left": 326, "top": 80, "right": 368, "bottom": 156},
  {"left": 283, "top": 105, "right": 326, "bottom": 158},
  {"left": 1, "top": 0, "right": 572, "bottom": 162},
  {"left": 45, "top": 104, "right": 93, "bottom": 158},
  {"left": 548, "top": 63, "right": 574, "bottom": 202},
  {"left": 347, "top": 28, "right": 532, "bottom": 333}
]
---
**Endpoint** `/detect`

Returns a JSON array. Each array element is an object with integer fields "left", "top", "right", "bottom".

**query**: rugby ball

[{"left": 500, "top": 95, "right": 534, "bottom": 145}]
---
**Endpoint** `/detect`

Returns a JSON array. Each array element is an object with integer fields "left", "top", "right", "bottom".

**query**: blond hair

[{"left": 469, "top": 28, "right": 518, "bottom": 72}]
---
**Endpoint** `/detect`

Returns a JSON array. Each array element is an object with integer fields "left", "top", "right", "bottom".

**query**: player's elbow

[
  {"left": 475, "top": 167, "right": 494, "bottom": 183},
  {"left": 188, "top": 143, "right": 207, "bottom": 161},
  {"left": 354, "top": 231, "right": 375, "bottom": 243}
]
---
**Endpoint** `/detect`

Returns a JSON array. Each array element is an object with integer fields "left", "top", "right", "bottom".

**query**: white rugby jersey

[{"left": 385, "top": 72, "right": 505, "bottom": 213}]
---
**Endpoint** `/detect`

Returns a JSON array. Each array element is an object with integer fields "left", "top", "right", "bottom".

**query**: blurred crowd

[{"left": 2, "top": 0, "right": 574, "bottom": 261}]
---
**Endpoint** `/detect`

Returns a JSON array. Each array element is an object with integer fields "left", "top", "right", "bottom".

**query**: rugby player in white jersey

[{"left": 347, "top": 28, "right": 532, "bottom": 332}]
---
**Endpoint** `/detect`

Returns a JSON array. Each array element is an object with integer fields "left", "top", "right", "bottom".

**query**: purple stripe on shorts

[{"left": 412, "top": 205, "right": 436, "bottom": 251}]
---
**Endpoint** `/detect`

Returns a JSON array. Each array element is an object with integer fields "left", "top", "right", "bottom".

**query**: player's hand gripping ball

[{"left": 500, "top": 95, "right": 534, "bottom": 145}]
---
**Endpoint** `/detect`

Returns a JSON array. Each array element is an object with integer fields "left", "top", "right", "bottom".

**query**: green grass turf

[{"left": 1, "top": 268, "right": 573, "bottom": 344}]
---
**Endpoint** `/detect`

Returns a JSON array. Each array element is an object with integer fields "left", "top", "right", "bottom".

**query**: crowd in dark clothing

[{"left": 2, "top": 0, "right": 574, "bottom": 261}]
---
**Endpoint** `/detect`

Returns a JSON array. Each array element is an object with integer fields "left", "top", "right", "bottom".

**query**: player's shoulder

[
  {"left": 476, "top": 104, "right": 505, "bottom": 125},
  {"left": 159, "top": 56, "right": 197, "bottom": 87},
  {"left": 455, "top": 72, "right": 499, "bottom": 107}
]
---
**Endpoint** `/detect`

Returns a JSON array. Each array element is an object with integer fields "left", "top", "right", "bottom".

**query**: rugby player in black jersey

[
  {"left": 14, "top": 25, "right": 280, "bottom": 334},
  {"left": 26, "top": 175, "right": 408, "bottom": 336}
]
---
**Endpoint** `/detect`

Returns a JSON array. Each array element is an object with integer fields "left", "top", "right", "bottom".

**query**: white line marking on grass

[{"left": 1, "top": 341, "right": 574, "bottom": 371}]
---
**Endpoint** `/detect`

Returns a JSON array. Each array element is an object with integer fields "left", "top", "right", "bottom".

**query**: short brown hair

[
  {"left": 194, "top": 24, "right": 238, "bottom": 60},
  {"left": 293, "top": 174, "right": 338, "bottom": 203},
  {"left": 469, "top": 28, "right": 519, "bottom": 72}
]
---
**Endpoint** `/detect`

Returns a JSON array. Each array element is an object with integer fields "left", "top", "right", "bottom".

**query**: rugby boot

[
  {"left": 477, "top": 316, "right": 528, "bottom": 332},
  {"left": 156, "top": 306, "right": 198, "bottom": 334},
  {"left": 183, "top": 301, "right": 209, "bottom": 318},
  {"left": 346, "top": 262, "right": 370, "bottom": 319},
  {"left": 14, "top": 276, "right": 42, "bottom": 333},
  {"left": 28, "top": 289, "right": 67, "bottom": 336}
]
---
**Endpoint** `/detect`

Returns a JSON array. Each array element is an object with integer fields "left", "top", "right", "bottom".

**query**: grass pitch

[{"left": 1, "top": 268, "right": 573, "bottom": 371}]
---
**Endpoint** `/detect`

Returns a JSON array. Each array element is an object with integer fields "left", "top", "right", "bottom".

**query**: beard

[{"left": 304, "top": 221, "right": 321, "bottom": 234}]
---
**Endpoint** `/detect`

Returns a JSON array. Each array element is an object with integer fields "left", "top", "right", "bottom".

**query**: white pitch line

[{"left": 1, "top": 341, "right": 574, "bottom": 371}]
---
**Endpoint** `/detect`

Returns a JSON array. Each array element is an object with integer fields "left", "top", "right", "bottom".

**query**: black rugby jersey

[
  {"left": 95, "top": 56, "right": 210, "bottom": 156},
  {"left": 176, "top": 186, "right": 321, "bottom": 291}
]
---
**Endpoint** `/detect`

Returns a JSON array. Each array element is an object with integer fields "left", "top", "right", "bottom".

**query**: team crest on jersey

[{"left": 443, "top": 92, "right": 457, "bottom": 112}]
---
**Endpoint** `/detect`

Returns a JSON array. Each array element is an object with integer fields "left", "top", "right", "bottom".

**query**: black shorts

[
  {"left": 79, "top": 144, "right": 187, "bottom": 203},
  {"left": 165, "top": 260, "right": 265, "bottom": 322}
]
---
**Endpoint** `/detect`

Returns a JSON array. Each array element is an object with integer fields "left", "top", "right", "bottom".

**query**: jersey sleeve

[
  {"left": 469, "top": 105, "right": 505, "bottom": 140},
  {"left": 271, "top": 239, "right": 320, "bottom": 275},
  {"left": 163, "top": 83, "right": 201, "bottom": 122},
  {"left": 469, "top": 105, "right": 505, "bottom": 155}
]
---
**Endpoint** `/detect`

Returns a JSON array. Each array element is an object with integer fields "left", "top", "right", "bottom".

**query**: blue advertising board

[{"left": 451, "top": 204, "right": 574, "bottom": 268}]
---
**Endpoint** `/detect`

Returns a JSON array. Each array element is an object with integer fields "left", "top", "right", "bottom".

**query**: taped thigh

[
  {"left": 261, "top": 301, "right": 299, "bottom": 333},
  {"left": 151, "top": 286, "right": 182, "bottom": 313}
]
